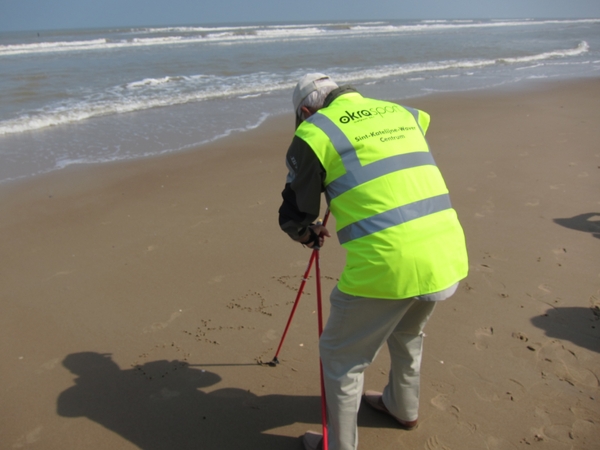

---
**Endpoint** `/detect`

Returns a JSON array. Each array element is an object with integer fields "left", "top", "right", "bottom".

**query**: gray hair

[{"left": 296, "top": 85, "right": 337, "bottom": 120}]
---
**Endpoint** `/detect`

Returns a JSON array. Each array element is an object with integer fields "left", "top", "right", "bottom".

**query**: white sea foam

[
  {"left": 501, "top": 41, "right": 589, "bottom": 63},
  {"left": 0, "top": 74, "right": 286, "bottom": 135},
  {"left": 2, "top": 19, "right": 598, "bottom": 57},
  {"left": 0, "top": 41, "right": 590, "bottom": 136},
  {"left": 126, "top": 77, "right": 174, "bottom": 89},
  {"left": 186, "top": 111, "right": 272, "bottom": 146},
  {"left": 351, "top": 19, "right": 600, "bottom": 34},
  {"left": 515, "top": 63, "right": 545, "bottom": 71},
  {"left": 1, "top": 18, "right": 598, "bottom": 184},
  {"left": 238, "top": 93, "right": 262, "bottom": 99}
]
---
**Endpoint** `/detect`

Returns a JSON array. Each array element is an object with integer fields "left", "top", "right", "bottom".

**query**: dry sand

[{"left": 1, "top": 78, "right": 599, "bottom": 449}]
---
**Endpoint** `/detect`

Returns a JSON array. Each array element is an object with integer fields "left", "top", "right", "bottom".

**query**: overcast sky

[{"left": 1, "top": 0, "right": 600, "bottom": 32}]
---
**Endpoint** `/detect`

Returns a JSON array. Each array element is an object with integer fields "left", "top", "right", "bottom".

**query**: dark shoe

[
  {"left": 302, "top": 431, "right": 323, "bottom": 450},
  {"left": 363, "top": 390, "right": 418, "bottom": 430}
]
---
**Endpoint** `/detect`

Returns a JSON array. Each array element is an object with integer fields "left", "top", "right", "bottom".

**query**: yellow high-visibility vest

[{"left": 296, "top": 92, "right": 468, "bottom": 299}]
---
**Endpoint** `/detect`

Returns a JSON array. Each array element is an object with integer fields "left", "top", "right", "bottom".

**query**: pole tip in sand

[{"left": 268, "top": 357, "right": 279, "bottom": 367}]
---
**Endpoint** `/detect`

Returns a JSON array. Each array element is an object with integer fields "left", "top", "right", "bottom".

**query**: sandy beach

[{"left": 1, "top": 78, "right": 598, "bottom": 449}]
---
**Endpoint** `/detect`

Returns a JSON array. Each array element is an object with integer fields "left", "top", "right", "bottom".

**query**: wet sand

[{"left": 1, "top": 78, "right": 599, "bottom": 449}]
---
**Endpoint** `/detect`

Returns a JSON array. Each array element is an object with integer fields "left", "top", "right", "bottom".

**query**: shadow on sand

[
  {"left": 57, "top": 352, "right": 323, "bottom": 449},
  {"left": 57, "top": 352, "right": 399, "bottom": 448},
  {"left": 531, "top": 307, "right": 600, "bottom": 353},
  {"left": 553, "top": 213, "right": 600, "bottom": 239}
]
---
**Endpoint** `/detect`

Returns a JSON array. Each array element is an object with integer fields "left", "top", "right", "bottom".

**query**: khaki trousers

[{"left": 319, "top": 286, "right": 441, "bottom": 450}]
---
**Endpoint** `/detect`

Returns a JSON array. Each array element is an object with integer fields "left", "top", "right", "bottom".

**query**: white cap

[{"left": 292, "top": 73, "right": 338, "bottom": 114}]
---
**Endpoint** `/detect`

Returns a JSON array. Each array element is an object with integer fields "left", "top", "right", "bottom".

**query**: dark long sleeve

[{"left": 278, "top": 135, "right": 326, "bottom": 241}]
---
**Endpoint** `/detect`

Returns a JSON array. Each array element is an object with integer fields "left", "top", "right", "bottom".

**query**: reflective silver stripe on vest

[
  {"left": 403, "top": 106, "right": 425, "bottom": 134},
  {"left": 306, "top": 111, "right": 436, "bottom": 199},
  {"left": 337, "top": 193, "right": 452, "bottom": 244},
  {"left": 307, "top": 113, "right": 358, "bottom": 168},
  {"left": 327, "top": 151, "right": 436, "bottom": 198}
]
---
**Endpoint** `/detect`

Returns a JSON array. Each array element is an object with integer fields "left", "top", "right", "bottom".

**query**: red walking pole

[
  {"left": 268, "top": 249, "right": 319, "bottom": 366},
  {"left": 268, "top": 209, "right": 331, "bottom": 366},
  {"left": 314, "top": 241, "right": 329, "bottom": 449},
  {"left": 268, "top": 209, "right": 331, "bottom": 450}
]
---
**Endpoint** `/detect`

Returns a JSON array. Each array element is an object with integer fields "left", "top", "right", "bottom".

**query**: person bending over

[{"left": 278, "top": 73, "right": 469, "bottom": 450}]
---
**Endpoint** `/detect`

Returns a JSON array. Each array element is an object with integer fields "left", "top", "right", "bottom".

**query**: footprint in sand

[
  {"left": 537, "top": 340, "right": 599, "bottom": 389},
  {"left": 426, "top": 427, "right": 496, "bottom": 450},
  {"left": 475, "top": 326, "right": 494, "bottom": 350},
  {"left": 425, "top": 436, "right": 452, "bottom": 450},
  {"left": 551, "top": 247, "right": 568, "bottom": 265},
  {"left": 12, "top": 426, "right": 43, "bottom": 448},
  {"left": 143, "top": 310, "right": 182, "bottom": 333},
  {"left": 430, "top": 394, "right": 460, "bottom": 418},
  {"left": 572, "top": 406, "right": 600, "bottom": 425},
  {"left": 429, "top": 379, "right": 456, "bottom": 395},
  {"left": 429, "top": 378, "right": 460, "bottom": 413},
  {"left": 475, "top": 199, "right": 495, "bottom": 218},
  {"left": 535, "top": 405, "right": 600, "bottom": 447},
  {"left": 261, "top": 329, "right": 278, "bottom": 343},
  {"left": 536, "top": 422, "right": 573, "bottom": 446}
]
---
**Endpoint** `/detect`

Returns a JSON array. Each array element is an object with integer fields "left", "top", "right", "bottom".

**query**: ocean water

[{"left": 1, "top": 18, "right": 599, "bottom": 183}]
